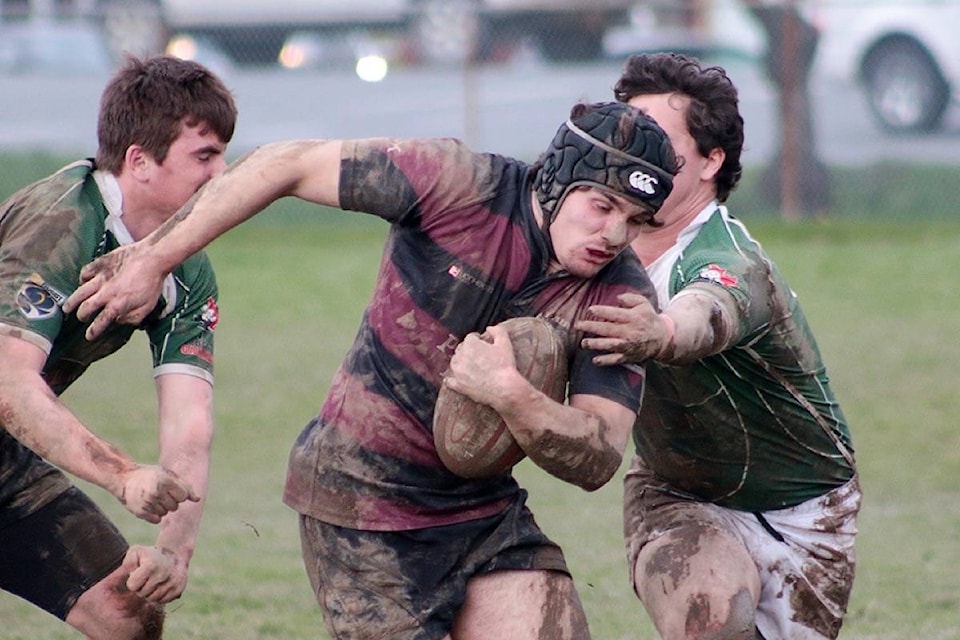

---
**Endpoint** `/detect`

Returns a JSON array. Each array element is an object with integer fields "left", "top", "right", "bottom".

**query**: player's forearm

[
  {"left": 154, "top": 496, "right": 203, "bottom": 567},
  {"left": 155, "top": 378, "right": 214, "bottom": 563},
  {"left": 660, "top": 287, "right": 739, "bottom": 364},
  {"left": 147, "top": 140, "right": 339, "bottom": 272},
  {"left": 150, "top": 455, "right": 206, "bottom": 571},
  {"left": 143, "top": 170, "right": 263, "bottom": 274},
  {"left": 0, "top": 375, "right": 136, "bottom": 498},
  {"left": 494, "top": 384, "right": 622, "bottom": 491}
]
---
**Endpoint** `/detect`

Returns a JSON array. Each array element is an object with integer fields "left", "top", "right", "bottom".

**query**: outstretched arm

[
  {"left": 0, "top": 334, "right": 197, "bottom": 523},
  {"left": 576, "top": 286, "right": 739, "bottom": 366},
  {"left": 63, "top": 139, "right": 345, "bottom": 339},
  {"left": 444, "top": 325, "right": 634, "bottom": 491}
]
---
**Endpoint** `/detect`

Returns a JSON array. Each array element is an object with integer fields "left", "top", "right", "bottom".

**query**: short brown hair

[{"left": 96, "top": 55, "right": 237, "bottom": 173}]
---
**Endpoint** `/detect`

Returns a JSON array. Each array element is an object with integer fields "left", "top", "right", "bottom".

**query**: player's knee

[
  {"left": 76, "top": 599, "right": 165, "bottom": 640},
  {"left": 133, "top": 602, "right": 165, "bottom": 640},
  {"left": 91, "top": 600, "right": 165, "bottom": 640},
  {"left": 66, "top": 567, "right": 166, "bottom": 640},
  {"left": 683, "top": 587, "right": 755, "bottom": 640}
]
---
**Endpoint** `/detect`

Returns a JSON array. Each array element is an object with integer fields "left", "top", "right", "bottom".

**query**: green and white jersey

[
  {"left": 0, "top": 160, "right": 219, "bottom": 524},
  {"left": 636, "top": 204, "right": 854, "bottom": 512}
]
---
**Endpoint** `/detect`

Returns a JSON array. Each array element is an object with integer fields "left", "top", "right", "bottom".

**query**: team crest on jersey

[
  {"left": 698, "top": 264, "right": 738, "bottom": 288},
  {"left": 17, "top": 273, "right": 66, "bottom": 320},
  {"left": 197, "top": 297, "right": 219, "bottom": 330}
]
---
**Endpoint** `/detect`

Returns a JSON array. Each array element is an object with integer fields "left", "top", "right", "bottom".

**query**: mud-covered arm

[
  {"left": 63, "top": 139, "right": 345, "bottom": 338},
  {"left": 0, "top": 333, "right": 198, "bottom": 522},
  {"left": 576, "top": 285, "right": 740, "bottom": 365},
  {"left": 443, "top": 325, "right": 633, "bottom": 491}
]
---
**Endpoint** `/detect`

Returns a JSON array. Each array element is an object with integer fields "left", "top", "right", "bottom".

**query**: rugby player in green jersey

[
  {"left": 0, "top": 55, "right": 235, "bottom": 638},
  {"left": 577, "top": 53, "right": 860, "bottom": 640}
]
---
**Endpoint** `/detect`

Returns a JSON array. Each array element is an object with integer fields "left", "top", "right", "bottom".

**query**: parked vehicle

[
  {"left": 608, "top": 0, "right": 960, "bottom": 134},
  {"left": 809, "top": 0, "right": 960, "bottom": 133},
  {"left": 0, "top": 0, "right": 167, "bottom": 64}
]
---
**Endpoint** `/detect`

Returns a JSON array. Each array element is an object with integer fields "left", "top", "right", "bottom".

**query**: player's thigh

[
  {"left": 633, "top": 523, "right": 760, "bottom": 640},
  {"left": 0, "top": 486, "right": 127, "bottom": 618},
  {"left": 453, "top": 568, "right": 589, "bottom": 640},
  {"left": 0, "top": 486, "right": 162, "bottom": 639},
  {"left": 299, "top": 490, "right": 573, "bottom": 640}
]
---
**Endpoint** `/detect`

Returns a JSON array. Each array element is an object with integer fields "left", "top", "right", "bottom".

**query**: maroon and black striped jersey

[{"left": 283, "top": 138, "right": 655, "bottom": 531}]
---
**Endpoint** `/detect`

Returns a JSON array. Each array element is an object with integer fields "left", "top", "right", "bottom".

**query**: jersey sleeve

[
  {"left": 670, "top": 246, "right": 773, "bottom": 344},
  {"left": 145, "top": 252, "right": 219, "bottom": 384},
  {"left": 568, "top": 351, "right": 644, "bottom": 413},
  {"left": 0, "top": 271, "right": 67, "bottom": 354},
  {"left": 0, "top": 167, "right": 94, "bottom": 353},
  {"left": 565, "top": 254, "right": 650, "bottom": 413},
  {"left": 338, "top": 138, "right": 498, "bottom": 228}
]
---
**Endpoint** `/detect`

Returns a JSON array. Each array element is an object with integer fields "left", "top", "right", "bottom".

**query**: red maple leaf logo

[{"left": 699, "top": 264, "right": 738, "bottom": 287}]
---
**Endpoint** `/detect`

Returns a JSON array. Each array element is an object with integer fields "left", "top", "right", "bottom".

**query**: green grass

[
  {"left": 1, "top": 155, "right": 959, "bottom": 638},
  {"left": 750, "top": 221, "right": 960, "bottom": 640}
]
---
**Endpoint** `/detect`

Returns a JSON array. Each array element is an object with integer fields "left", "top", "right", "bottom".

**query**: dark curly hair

[{"left": 614, "top": 52, "right": 744, "bottom": 202}]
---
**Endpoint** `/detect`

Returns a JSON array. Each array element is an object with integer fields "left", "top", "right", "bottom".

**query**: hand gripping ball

[{"left": 433, "top": 316, "right": 569, "bottom": 479}]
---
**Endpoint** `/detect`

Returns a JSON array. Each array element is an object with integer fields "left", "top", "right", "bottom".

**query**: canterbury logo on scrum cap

[{"left": 629, "top": 170, "right": 659, "bottom": 195}]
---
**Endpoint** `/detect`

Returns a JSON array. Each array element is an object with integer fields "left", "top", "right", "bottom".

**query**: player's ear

[
  {"left": 702, "top": 147, "right": 725, "bottom": 182},
  {"left": 124, "top": 145, "right": 151, "bottom": 181}
]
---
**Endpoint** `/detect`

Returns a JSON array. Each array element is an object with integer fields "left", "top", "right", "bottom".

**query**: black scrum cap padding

[{"left": 534, "top": 102, "right": 676, "bottom": 223}]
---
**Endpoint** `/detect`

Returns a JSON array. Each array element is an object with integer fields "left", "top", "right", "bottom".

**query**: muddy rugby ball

[{"left": 433, "top": 316, "right": 568, "bottom": 479}]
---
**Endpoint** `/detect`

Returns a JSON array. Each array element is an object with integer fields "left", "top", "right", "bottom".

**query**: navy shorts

[
  {"left": 0, "top": 486, "right": 129, "bottom": 619},
  {"left": 299, "top": 490, "right": 569, "bottom": 640}
]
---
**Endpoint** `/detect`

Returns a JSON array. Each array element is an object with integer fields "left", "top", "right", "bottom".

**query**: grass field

[{"left": 1, "top": 159, "right": 959, "bottom": 637}]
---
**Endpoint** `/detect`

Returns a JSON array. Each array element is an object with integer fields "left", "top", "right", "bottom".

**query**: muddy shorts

[
  {"left": 624, "top": 457, "right": 861, "bottom": 640},
  {"left": 0, "top": 486, "right": 129, "bottom": 619},
  {"left": 299, "top": 490, "right": 569, "bottom": 640}
]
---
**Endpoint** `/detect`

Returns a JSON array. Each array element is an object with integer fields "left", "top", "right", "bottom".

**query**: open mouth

[{"left": 585, "top": 247, "right": 615, "bottom": 264}]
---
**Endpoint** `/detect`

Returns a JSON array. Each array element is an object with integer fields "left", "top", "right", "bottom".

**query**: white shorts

[{"left": 624, "top": 458, "right": 861, "bottom": 640}]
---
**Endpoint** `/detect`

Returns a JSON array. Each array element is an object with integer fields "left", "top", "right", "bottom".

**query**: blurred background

[
  {"left": 1, "top": 0, "right": 958, "bottom": 220},
  {"left": 1, "top": 4, "right": 959, "bottom": 638}
]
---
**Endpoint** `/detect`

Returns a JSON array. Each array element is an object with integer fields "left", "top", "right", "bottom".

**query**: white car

[
  {"left": 810, "top": 0, "right": 960, "bottom": 133},
  {"left": 605, "top": 0, "right": 959, "bottom": 134}
]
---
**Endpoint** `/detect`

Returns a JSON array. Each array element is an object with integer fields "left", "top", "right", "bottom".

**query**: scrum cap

[{"left": 534, "top": 102, "right": 676, "bottom": 223}]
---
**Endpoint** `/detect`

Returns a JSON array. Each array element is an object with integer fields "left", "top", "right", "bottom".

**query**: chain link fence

[
  {"left": 0, "top": 0, "right": 649, "bottom": 67},
  {"left": 1, "top": 0, "right": 957, "bottom": 219}
]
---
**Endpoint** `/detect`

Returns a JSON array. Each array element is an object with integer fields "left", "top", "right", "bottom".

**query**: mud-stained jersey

[
  {"left": 0, "top": 160, "right": 219, "bottom": 527},
  {"left": 283, "top": 138, "right": 654, "bottom": 531},
  {"left": 638, "top": 205, "right": 854, "bottom": 511}
]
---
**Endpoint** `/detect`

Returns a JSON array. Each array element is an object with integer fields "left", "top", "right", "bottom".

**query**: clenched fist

[
  {"left": 123, "top": 545, "right": 188, "bottom": 603},
  {"left": 118, "top": 465, "right": 199, "bottom": 524}
]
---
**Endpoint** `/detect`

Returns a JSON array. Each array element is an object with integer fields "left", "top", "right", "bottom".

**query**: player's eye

[{"left": 592, "top": 199, "right": 613, "bottom": 213}]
